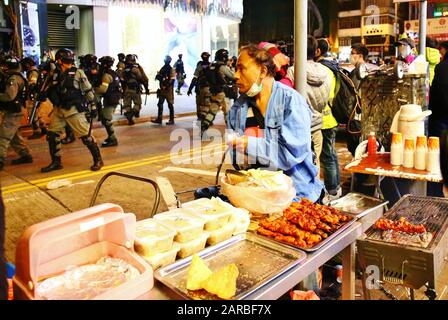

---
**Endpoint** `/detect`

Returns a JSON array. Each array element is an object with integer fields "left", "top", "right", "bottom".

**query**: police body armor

[
  {"left": 0, "top": 72, "right": 28, "bottom": 113},
  {"left": 197, "top": 61, "right": 211, "bottom": 88},
  {"left": 157, "top": 65, "right": 173, "bottom": 89},
  {"left": 207, "top": 62, "right": 227, "bottom": 95},
  {"left": 58, "top": 66, "right": 88, "bottom": 111},
  {"left": 103, "top": 69, "right": 123, "bottom": 106},
  {"left": 124, "top": 64, "right": 142, "bottom": 92}
]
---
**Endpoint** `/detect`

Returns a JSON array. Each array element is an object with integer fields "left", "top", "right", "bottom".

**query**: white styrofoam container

[{"left": 182, "top": 198, "right": 233, "bottom": 231}]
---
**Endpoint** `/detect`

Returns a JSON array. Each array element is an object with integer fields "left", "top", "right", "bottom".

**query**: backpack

[
  {"left": 319, "top": 59, "right": 361, "bottom": 128},
  {"left": 197, "top": 61, "right": 211, "bottom": 87},
  {"left": 0, "top": 72, "right": 29, "bottom": 112},
  {"left": 103, "top": 69, "right": 123, "bottom": 106},
  {"left": 206, "top": 62, "right": 227, "bottom": 95}
]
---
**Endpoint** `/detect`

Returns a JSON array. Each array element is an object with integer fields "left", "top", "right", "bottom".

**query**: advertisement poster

[
  {"left": 20, "top": 2, "right": 41, "bottom": 64},
  {"left": 164, "top": 14, "right": 201, "bottom": 88}
]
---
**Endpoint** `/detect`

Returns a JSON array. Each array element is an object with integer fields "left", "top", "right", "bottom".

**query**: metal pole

[
  {"left": 294, "top": 0, "right": 307, "bottom": 97},
  {"left": 419, "top": 0, "right": 427, "bottom": 56}
]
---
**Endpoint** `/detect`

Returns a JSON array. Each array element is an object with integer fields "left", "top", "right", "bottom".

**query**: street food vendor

[{"left": 226, "top": 44, "right": 324, "bottom": 203}]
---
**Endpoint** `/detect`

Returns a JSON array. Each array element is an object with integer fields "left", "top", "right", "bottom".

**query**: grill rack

[{"left": 365, "top": 195, "right": 448, "bottom": 250}]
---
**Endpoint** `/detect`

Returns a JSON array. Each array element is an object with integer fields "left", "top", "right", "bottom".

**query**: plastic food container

[
  {"left": 229, "top": 208, "right": 251, "bottom": 235},
  {"left": 134, "top": 219, "right": 176, "bottom": 256},
  {"left": 206, "top": 223, "right": 235, "bottom": 246},
  {"left": 154, "top": 209, "right": 205, "bottom": 243},
  {"left": 182, "top": 198, "right": 233, "bottom": 231},
  {"left": 142, "top": 245, "right": 180, "bottom": 270},
  {"left": 175, "top": 234, "right": 208, "bottom": 259},
  {"left": 13, "top": 204, "right": 153, "bottom": 300}
]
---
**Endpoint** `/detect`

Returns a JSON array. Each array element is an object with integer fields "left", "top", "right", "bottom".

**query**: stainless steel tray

[
  {"left": 254, "top": 217, "right": 357, "bottom": 253},
  {"left": 154, "top": 233, "right": 306, "bottom": 300},
  {"left": 330, "top": 192, "right": 388, "bottom": 220}
]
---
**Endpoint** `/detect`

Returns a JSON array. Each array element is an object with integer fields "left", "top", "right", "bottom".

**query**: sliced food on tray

[
  {"left": 256, "top": 199, "right": 353, "bottom": 249},
  {"left": 186, "top": 254, "right": 239, "bottom": 300}
]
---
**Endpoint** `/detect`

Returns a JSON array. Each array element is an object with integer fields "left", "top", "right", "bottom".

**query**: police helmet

[
  {"left": 215, "top": 49, "right": 229, "bottom": 63},
  {"left": 201, "top": 52, "right": 210, "bottom": 61},
  {"left": 118, "top": 53, "right": 125, "bottom": 61},
  {"left": 125, "top": 54, "right": 137, "bottom": 64},
  {"left": 164, "top": 55, "right": 172, "bottom": 64},
  {"left": 99, "top": 56, "right": 115, "bottom": 68},
  {"left": 83, "top": 54, "right": 97, "bottom": 66},
  {"left": 20, "top": 57, "right": 36, "bottom": 69},
  {"left": 1, "top": 55, "right": 21, "bottom": 70},
  {"left": 55, "top": 48, "right": 75, "bottom": 64}
]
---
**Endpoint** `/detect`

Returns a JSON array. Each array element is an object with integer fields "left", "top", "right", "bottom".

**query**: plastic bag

[{"left": 220, "top": 173, "right": 296, "bottom": 215}]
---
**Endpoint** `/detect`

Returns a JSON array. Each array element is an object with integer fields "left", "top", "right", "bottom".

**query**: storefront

[{"left": 40, "top": 0, "right": 242, "bottom": 89}]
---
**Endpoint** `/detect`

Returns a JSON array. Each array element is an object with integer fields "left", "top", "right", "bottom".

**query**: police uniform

[
  {"left": 201, "top": 62, "right": 234, "bottom": 135},
  {"left": 95, "top": 64, "right": 122, "bottom": 147},
  {"left": 188, "top": 59, "right": 211, "bottom": 121},
  {"left": 24, "top": 66, "right": 40, "bottom": 132},
  {"left": 123, "top": 60, "right": 149, "bottom": 125},
  {"left": 153, "top": 61, "right": 176, "bottom": 124},
  {"left": 174, "top": 56, "right": 185, "bottom": 94},
  {"left": 42, "top": 54, "right": 103, "bottom": 173},
  {"left": 0, "top": 68, "right": 32, "bottom": 170}
]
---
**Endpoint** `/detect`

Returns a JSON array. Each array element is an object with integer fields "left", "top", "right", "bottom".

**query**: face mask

[
  {"left": 399, "top": 46, "right": 411, "bottom": 59},
  {"left": 349, "top": 54, "right": 359, "bottom": 66},
  {"left": 246, "top": 72, "right": 263, "bottom": 97}
]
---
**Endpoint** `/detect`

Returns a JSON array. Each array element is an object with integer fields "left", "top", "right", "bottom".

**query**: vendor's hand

[{"left": 227, "top": 135, "right": 248, "bottom": 154}]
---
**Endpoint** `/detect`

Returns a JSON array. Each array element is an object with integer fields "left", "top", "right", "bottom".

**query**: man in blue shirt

[{"left": 227, "top": 45, "right": 324, "bottom": 203}]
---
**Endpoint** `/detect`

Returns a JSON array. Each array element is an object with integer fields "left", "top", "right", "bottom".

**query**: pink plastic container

[{"left": 13, "top": 203, "right": 154, "bottom": 300}]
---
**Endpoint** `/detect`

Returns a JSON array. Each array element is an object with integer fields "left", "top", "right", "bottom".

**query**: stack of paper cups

[
  {"left": 403, "top": 138, "right": 415, "bottom": 169},
  {"left": 390, "top": 132, "right": 404, "bottom": 166},
  {"left": 427, "top": 137, "right": 441, "bottom": 174},
  {"left": 414, "top": 136, "right": 427, "bottom": 171}
]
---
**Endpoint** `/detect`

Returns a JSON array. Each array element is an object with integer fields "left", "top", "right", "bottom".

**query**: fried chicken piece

[
  {"left": 314, "top": 229, "right": 329, "bottom": 239},
  {"left": 375, "top": 217, "right": 426, "bottom": 234},
  {"left": 260, "top": 218, "right": 308, "bottom": 240},
  {"left": 284, "top": 209, "right": 317, "bottom": 232},
  {"left": 257, "top": 227, "right": 308, "bottom": 248},
  {"left": 305, "top": 233, "right": 322, "bottom": 246}
]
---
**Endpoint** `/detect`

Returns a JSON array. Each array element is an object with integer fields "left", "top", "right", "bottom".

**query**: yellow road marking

[{"left": 2, "top": 144, "right": 224, "bottom": 195}]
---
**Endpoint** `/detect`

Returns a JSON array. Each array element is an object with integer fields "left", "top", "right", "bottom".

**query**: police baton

[{"left": 88, "top": 102, "right": 97, "bottom": 137}]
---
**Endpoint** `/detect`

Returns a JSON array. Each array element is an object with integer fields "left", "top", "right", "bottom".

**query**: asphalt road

[{"left": 1, "top": 106, "right": 231, "bottom": 263}]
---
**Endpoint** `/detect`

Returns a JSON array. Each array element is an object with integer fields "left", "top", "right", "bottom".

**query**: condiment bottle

[
  {"left": 368, "top": 132, "right": 377, "bottom": 156},
  {"left": 403, "top": 138, "right": 415, "bottom": 169},
  {"left": 427, "top": 137, "right": 441, "bottom": 174},
  {"left": 414, "top": 136, "right": 427, "bottom": 171},
  {"left": 390, "top": 132, "right": 403, "bottom": 166}
]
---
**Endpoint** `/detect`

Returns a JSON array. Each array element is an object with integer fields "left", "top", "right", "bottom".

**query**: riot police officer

[
  {"left": 41, "top": 48, "right": 104, "bottom": 173},
  {"left": 188, "top": 52, "right": 211, "bottom": 121},
  {"left": 116, "top": 53, "right": 126, "bottom": 81},
  {"left": 174, "top": 54, "right": 186, "bottom": 95},
  {"left": 95, "top": 56, "right": 122, "bottom": 147},
  {"left": 201, "top": 49, "right": 235, "bottom": 137},
  {"left": 152, "top": 55, "right": 175, "bottom": 125},
  {"left": 0, "top": 55, "right": 33, "bottom": 170},
  {"left": 20, "top": 57, "right": 42, "bottom": 139},
  {"left": 122, "top": 54, "right": 149, "bottom": 125}
]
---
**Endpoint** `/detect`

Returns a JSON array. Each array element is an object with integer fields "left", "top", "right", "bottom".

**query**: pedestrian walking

[{"left": 174, "top": 54, "right": 186, "bottom": 95}]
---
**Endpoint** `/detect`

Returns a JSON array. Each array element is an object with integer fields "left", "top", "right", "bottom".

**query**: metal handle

[{"left": 89, "top": 172, "right": 161, "bottom": 218}]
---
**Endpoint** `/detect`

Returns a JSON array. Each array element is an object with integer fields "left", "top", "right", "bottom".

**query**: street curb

[{"left": 96, "top": 111, "right": 198, "bottom": 128}]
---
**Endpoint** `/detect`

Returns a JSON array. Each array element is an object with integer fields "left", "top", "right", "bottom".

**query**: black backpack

[
  {"left": 103, "top": 69, "right": 123, "bottom": 105},
  {"left": 206, "top": 62, "right": 227, "bottom": 94},
  {"left": 319, "top": 59, "right": 361, "bottom": 126}
]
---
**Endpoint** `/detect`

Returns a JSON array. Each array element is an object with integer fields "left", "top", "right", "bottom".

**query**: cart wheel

[{"left": 90, "top": 171, "right": 161, "bottom": 217}]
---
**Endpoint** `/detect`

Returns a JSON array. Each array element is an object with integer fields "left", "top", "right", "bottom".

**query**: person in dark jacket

[
  {"left": 429, "top": 41, "right": 448, "bottom": 138},
  {"left": 0, "top": 186, "right": 7, "bottom": 300}
]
